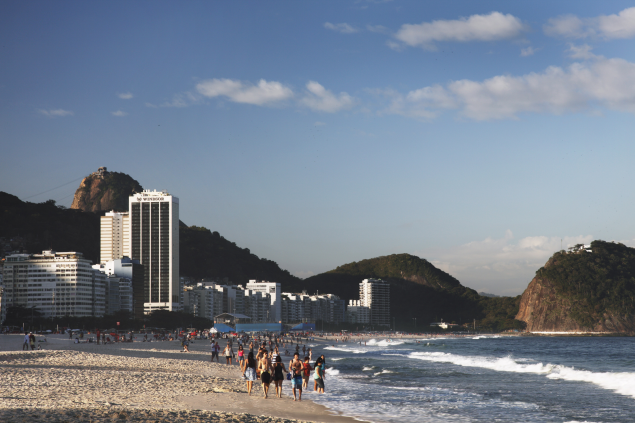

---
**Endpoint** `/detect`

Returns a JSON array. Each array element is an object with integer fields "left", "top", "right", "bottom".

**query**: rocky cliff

[
  {"left": 70, "top": 168, "right": 143, "bottom": 212},
  {"left": 516, "top": 241, "right": 635, "bottom": 333}
]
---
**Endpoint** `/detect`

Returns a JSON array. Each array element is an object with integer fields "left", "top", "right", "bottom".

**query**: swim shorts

[
  {"left": 292, "top": 375, "right": 303, "bottom": 388},
  {"left": 261, "top": 371, "right": 271, "bottom": 384}
]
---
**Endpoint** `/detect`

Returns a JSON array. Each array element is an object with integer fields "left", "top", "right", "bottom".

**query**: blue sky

[{"left": 2, "top": 1, "right": 635, "bottom": 295}]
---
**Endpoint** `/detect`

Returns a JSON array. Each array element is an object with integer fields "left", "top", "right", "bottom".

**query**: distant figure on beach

[
  {"left": 224, "top": 343, "right": 234, "bottom": 364},
  {"left": 242, "top": 351, "right": 257, "bottom": 396},
  {"left": 272, "top": 355, "right": 287, "bottom": 399},
  {"left": 182, "top": 338, "right": 190, "bottom": 352},
  {"left": 289, "top": 352, "right": 304, "bottom": 401},
  {"left": 211, "top": 341, "right": 220, "bottom": 362},
  {"left": 314, "top": 357, "right": 324, "bottom": 393},
  {"left": 237, "top": 345, "right": 244, "bottom": 366},
  {"left": 302, "top": 356, "right": 312, "bottom": 389},
  {"left": 259, "top": 351, "right": 272, "bottom": 399},
  {"left": 23, "top": 333, "right": 30, "bottom": 350}
]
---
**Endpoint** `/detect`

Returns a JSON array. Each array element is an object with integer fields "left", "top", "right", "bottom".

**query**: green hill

[
  {"left": 516, "top": 240, "right": 635, "bottom": 332},
  {"left": 179, "top": 223, "right": 300, "bottom": 285},
  {"left": 0, "top": 192, "right": 101, "bottom": 261},
  {"left": 289, "top": 254, "right": 524, "bottom": 331}
]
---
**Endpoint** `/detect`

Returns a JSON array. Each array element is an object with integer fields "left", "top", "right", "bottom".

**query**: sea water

[{"left": 307, "top": 336, "right": 635, "bottom": 422}]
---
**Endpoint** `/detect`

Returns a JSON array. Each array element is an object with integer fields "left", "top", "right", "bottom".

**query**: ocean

[{"left": 306, "top": 336, "right": 635, "bottom": 422}]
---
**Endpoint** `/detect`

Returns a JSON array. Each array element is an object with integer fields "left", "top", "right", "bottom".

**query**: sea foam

[{"left": 409, "top": 351, "right": 635, "bottom": 399}]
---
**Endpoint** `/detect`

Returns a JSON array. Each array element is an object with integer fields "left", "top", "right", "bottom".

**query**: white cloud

[
  {"left": 567, "top": 43, "right": 597, "bottom": 60},
  {"left": 117, "top": 92, "right": 133, "bottom": 100},
  {"left": 544, "top": 7, "right": 635, "bottom": 40},
  {"left": 394, "top": 12, "right": 526, "bottom": 50},
  {"left": 301, "top": 81, "right": 355, "bottom": 113},
  {"left": 196, "top": 78, "right": 293, "bottom": 106},
  {"left": 38, "top": 109, "right": 73, "bottom": 117},
  {"left": 383, "top": 54, "right": 635, "bottom": 120},
  {"left": 421, "top": 231, "right": 593, "bottom": 295},
  {"left": 111, "top": 110, "right": 128, "bottom": 117},
  {"left": 314, "top": 121, "right": 326, "bottom": 126},
  {"left": 520, "top": 46, "right": 540, "bottom": 57},
  {"left": 324, "top": 22, "right": 358, "bottom": 34}
]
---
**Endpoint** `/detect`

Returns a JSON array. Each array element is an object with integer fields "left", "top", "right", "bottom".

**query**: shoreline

[{"left": 0, "top": 334, "right": 360, "bottom": 423}]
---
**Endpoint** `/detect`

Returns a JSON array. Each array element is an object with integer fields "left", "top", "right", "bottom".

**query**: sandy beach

[{"left": 0, "top": 334, "right": 359, "bottom": 422}]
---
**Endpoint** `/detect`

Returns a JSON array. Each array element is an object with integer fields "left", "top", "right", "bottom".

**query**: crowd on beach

[{"left": 201, "top": 333, "right": 326, "bottom": 402}]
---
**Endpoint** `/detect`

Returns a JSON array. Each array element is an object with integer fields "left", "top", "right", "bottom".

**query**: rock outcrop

[
  {"left": 70, "top": 167, "right": 142, "bottom": 212},
  {"left": 516, "top": 241, "right": 635, "bottom": 333}
]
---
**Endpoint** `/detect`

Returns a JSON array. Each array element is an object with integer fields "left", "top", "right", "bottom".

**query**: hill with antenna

[{"left": 71, "top": 167, "right": 142, "bottom": 212}]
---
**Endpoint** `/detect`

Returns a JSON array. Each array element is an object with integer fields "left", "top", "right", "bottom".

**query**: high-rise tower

[
  {"left": 100, "top": 211, "right": 129, "bottom": 264},
  {"left": 128, "top": 190, "right": 179, "bottom": 313}
]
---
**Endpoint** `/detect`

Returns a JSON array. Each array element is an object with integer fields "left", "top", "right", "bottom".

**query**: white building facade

[
  {"left": 2, "top": 250, "right": 106, "bottom": 318},
  {"left": 359, "top": 278, "right": 390, "bottom": 326},
  {"left": 129, "top": 190, "right": 180, "bottom": 313},
  {"left": 100, "top": 211, "right": 129, "bottom": 264},
  {"left": 246, "top": 280, "right": 281, "bottom": 322}
]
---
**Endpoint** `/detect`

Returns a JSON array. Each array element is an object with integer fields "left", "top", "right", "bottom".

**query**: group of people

[{"left": 238, "top": 341, "right": 326, "bottom": 401}]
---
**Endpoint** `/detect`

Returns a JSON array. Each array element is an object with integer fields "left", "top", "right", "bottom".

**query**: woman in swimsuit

[
  {"left": 242, "top": 352, "right": 257, "bottom": 395},
  {"left": 272, "top": 355, "right": 288, "bottom": 399},
  {"left": 237, "top": 345, "right": 244, "bottom": 366},
  {"left": 258, "top": 353, "right": 272, "bottom": 399}
]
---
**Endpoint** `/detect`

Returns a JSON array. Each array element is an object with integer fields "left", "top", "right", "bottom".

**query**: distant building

[
  {"left": 2, "top": 250, "right": 106, "bottom": 318},
  {"left": 92, "top": 257, "right": 144, "bottom": 319},
  {"left": 281, "top": 292, "right": 345, "bottom": 324},
  {"left": 183, "top": 282, "right": 217, "bottom": 321},
  {"left": 128, "top": 190, "right": 180, "bottom": 313},
  {"left": 359, "top": 278, "right": 390, "bottom": 326},
  {"left": 100, "top": 211, "right": 129, "bottom": 264},
  {"left": 346, "top": 299, "right": 370, "bottom": 324},
  {"left": 246, "top": 280, "right": 281, "bottom": 322}
]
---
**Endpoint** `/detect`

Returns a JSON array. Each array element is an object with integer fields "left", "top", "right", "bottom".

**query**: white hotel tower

[{"left": 128, "top": 190, "right": 180, "bottom": 313}]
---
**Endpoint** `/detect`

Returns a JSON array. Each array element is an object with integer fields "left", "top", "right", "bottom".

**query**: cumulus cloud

[
  {"left": 520, "top": 46, "right": 540, "bottom": 57},
  {"left": 196, "top": 78, "right": 293, "bottom": 106},
  {"left": 111, "top": 110, "right": 128, "bottom": 117},
  {"left": 38, "top": 109, "right": 73, "bottom": 117},
  {"left": 381, "top": 53, "right": 635, "bottom": 120},
  {"left": 394, "top": 12, "right": 526, "bottom": 50},
  {"left": 544, "top": 7, "right": 635, "bottom": 39},
  {"left": 367, "top": 24, "right": 389, "bottom": 34},
  {"left": 301, "top": 81, "right": 355, "bottom": 113},
  {"left": 420, "top": 231, "right": 593, "bottom": 295},
  {"left": 117, "top": 92, "right": 133, "bottom": 99},
  {"left": 324, "top": 22, "right": 358, "bottom": 34}
]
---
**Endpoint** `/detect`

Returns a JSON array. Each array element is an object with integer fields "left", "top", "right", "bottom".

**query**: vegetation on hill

[
  {"left": 179, "top": 223, "right": 300, "bottom": 285},
  {"left": 290, "top": 254, "right": 525, "bottom": 331},
  {"left": 0, "top": 192, "right": 100, "bottom": 262},
  {"left": 535, "top": 240, "right": 635, "bottom": 327}
]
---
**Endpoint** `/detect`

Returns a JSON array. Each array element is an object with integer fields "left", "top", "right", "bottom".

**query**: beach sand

[{"left": 0, "top": 334, "right": 358, "bottom": 422}]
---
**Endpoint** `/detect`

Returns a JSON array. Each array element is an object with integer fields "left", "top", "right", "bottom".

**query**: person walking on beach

[
  {"left": 237, "top": 344, "right": 244, "bottom": 367},
  {"left": 259, "top": 351, "right": 272, "bottom": 399},
  {"left": 314, "top": 357, "right": 325, "bottom": 393},
  {"left": 211, "top": 341, "right": 220, "bottom": 362},
  {"left": 272, "top": 355, "right": 287, "bottom": 399},
  {"left": 302, "top": 356, "right": 312, "bottom": 389},
  {"left": 289, "top": 352, "right": 304, "bottom": 401},
  {"left": 224, "top": 343, "right": 234, "bottom": 365},
  {"left": 23, "top": 333, "right": 30, "bottom": 350},
  {"left": 29, "top": 332, "right": 36, "bottom": 350},
  {"left": 242, "top": 351, "right": 257, "bottom": 396}
]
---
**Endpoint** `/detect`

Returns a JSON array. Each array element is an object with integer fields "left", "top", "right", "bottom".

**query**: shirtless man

[{"left": 289, "top": 352, "right": 304, "bottom": 401}]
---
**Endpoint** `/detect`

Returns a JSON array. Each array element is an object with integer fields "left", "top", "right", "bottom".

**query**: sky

[{"left": 2, "top": 1, "right": 635, "bottom": 295}]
